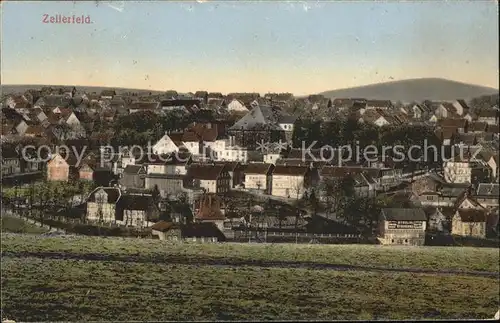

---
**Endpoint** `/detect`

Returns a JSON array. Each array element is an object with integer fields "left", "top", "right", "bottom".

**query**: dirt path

[{"left": 3, "top": 251, "right": 499, "bottom": 279}]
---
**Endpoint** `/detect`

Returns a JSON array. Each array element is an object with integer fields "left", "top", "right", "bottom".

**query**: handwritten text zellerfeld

[{"left": 42, "top": 14, "right": 92, "bottom": 24}]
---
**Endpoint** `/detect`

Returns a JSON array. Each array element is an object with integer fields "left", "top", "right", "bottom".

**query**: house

[
  {"left": 151, "top": 221, "right": 182, "bottom": 241},
  {"left": 181, "top": 222, "right": 226, "bottom": 242},
  {"left": 128, "top": 102, "right": 160, "bottom": 114},
  {"left": 142, "top": 152, "right": 192, "bottom": 175},
  {"left": 14, "top": 120, "right": 29, "bottom": 136},
  {"left": 451, "top": 209, "right": 487, "bottom": 238},
  {"left": 479, "top": 150, "right": 498, "bottom": 180},
  {"left": 185, "top": 163, "right": 231, "bottom": 194},
  {"left": 34, "top": 95, "right": 71, "bottom": 109},
  {"left": 100, "top": 90, "right": 116, "bottom": 100},
  {"left": 160, "top": 99, "right": 201, "bottom": 114},
  {"left": 437, "top": 118, "right": 468, "bottom": 133},
  {"left": 452, "top": 99, "right": 470, "bottom": 116},
  {"left": 378, "top": 208, "right": 427, "bottom": 246},
  {"left": 411, "top": 103, "right": 433, "bottom": 120},
  {"left": 86, "top": 187, "right": 122, "bottom": 224},
  {"left": 194, "top": 193, "right": 226, "bottom": 231},
  {"left": 46, "top": 152, "right": 81, "bottom": 181},
  {"left": 214, "top": 161, "right": 244, "bottom": 188},
  {"left": 365, "top": 100, "right": 392, "bottom": 110},
  {"left": 243, "top": 162, "right": 274, "bottom": 193},
  {"left": 228, "top": 105, "right": 296, "bottom": 148},
  {"left": 474, "top": 183, "right": 499, "bottom": 209},
  {"left": 424, "top": 207, "right": 448, "bottom": 233},
  {"left": 319, "top": 166, "right": 377, "bottom": 198},
  {"left": 469, "top": 122, "right": 488, "bottom": 133},
  {"left": 1, "top": 146, "right": 21, "bottom": 176},
  {"left": 227, "top": 98, "right": 248, "bottom": 112},
  {"left": 443, "top": 150, "right": 488, "bottom": 184},
  {"left": 359, "top": 109, "right": 390, "bottom": 127},
  {"left": 435, "top": 102, "right": 460, "bottom": 119},
  {"left": 271, "top": 165, "right": 318, "bottom": 198},
  {"left": 119, "top": 164, "right": 146, "bottom": 189},
  {"left": 152, "top": 132, "right": 184, "bottom": 155},
  {"left": 160, "top": 199, "right": 194, "bottom": 224},
  {"left": 476, "top": 109, "right": 499, "bottom": 125},
  {"left": 145, "top": 174, "right": 187, "bottom": 199},
  {"left": 116, "top": 194, "right": 160, "bottom": 228}
]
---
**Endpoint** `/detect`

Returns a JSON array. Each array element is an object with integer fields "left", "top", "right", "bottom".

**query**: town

[{"left": 2, "top": 86, "right": 499, "bottom": 246}]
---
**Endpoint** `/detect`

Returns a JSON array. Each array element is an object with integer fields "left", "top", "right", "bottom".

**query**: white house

[
  {"left": 152, "top": 133, "right": 183, "bottom": 155},
  {"left": 186, "top": 163, "right": 231, "bottom": 194},
  {"left": 452, "top": 99, "right": 469, "bottom": 116},
  {"left": 227, "top": 99, "right": 248, "bottom": 112},
  {"left": 86, "top": 187, "right": 122, "bottom": 224},
  {"left": 271, "top": 165, "right": 316, "bottom": 199},
  {"left": 444, "top": 160, "right": 473, "bottom": 184},
  {"left": 243, "top": 163, "right": 274, "bottom": 193},
  {"left": 378, "top": 208, "right": 427, "bottom": 246}
]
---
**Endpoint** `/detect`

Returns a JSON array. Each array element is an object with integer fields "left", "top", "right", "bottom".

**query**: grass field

[
  {"left": 1, "top": 216, "right": 49, "bottom": 234},
  {"left": 1, "top": 234, "right": 499, "bottom": 321}
]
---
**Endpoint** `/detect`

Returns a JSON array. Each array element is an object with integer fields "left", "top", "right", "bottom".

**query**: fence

[{"left": 233, "top": 230, "right": 361, "bottom": 239}]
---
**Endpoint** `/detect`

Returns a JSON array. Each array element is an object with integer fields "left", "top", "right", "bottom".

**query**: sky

[{"left": 1, "top": 0, "right": 499, "bottom": 95}]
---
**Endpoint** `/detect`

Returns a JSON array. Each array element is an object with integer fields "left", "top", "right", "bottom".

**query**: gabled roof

[
  {"left": 129, "top": 102, "right": 159, "bottom": 110},
  {"left": 228, "top": 105, "right": 296, "bottom": 131},
  {"left": 243, "top": 162, "right": 274, "bottom": 175},
  {"left": 381, "top": 208, "right": 427, "bottom": 221},
  {"left": 476, "top": 183, "right": 499, "bottom": 197},
  {"left": 366, "top": 100, "right": 392, "bottom": 108},
  {"left": 272, "top": 165, "right": 310, "bottom": 176},
  {"left": 151, "top": 220, "right": 177, "bottom": 232},
  {"left": 457, "top": 209, "right": 486, "bottom": 223},
  {"left": 477, "top": 109, "right": 499, "bottom": 118},
  {"left": 37, "top": 95, "right": 71, "bottom": 107},
  {"left": 181, "top": 222, "right": 226, "bottom": 240},
  {"left": 123, "top": 164, "right": 145, "bottom": 175},
  {"left": 118, "top": 194, "right": 156, "bottom": 211},
  {"left": 87, "top": 187, "right": 121, "bottom": 203},
  {"left": 186, "top": 163, "right": 225, "bottom": 180}
]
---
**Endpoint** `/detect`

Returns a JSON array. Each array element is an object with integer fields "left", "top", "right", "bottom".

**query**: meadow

[{"left": 1, "top": 234, "right": 499, "bottom": 321}]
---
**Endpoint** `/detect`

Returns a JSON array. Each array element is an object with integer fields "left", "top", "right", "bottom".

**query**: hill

[
  {"left": 0, "top": 84, "right": 167, "bottom": 95},
  {"left": 319, "top": 78, "right": 499, "bottom": 102}
]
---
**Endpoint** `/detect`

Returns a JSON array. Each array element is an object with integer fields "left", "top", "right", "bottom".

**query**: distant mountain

[{"left": 319, "top": 78, "right": 499, "bottom": 102}]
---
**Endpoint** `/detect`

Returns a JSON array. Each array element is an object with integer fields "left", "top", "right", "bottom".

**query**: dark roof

[
  {"left": 146, "top": 173, "right": 185, "bottom": 180},
  {"left": 1, "top": 146, "right": 19, "bottom": 159},
  {"left": 186, "top": 163, "right": 225, "bottom": 180},
  {"left": 181, "top": 222, "right": 226, "bottom": 240},
  {"left": 37, "top": 95, "right": 71, "bottom": 107},
  {"left": 151, "top": 220, "right": 177, "bottom": 232},
  {"left": 212, "top": 161, "right": 240, "bottom": 172},
  {"left": 273, "top": 165, "right": 310, "bottom": 176},
  {"left": 477, "top": 109, "right": 499, "bottom": 118},
  {"left": 100, "top": 90, "right": 116, "bottom": 97},
  {"left": 243, "top": 162, "right": 274, "bottom": 175},
  {"left": 129, "top": 102, "right": 159, "bottom": 110},
  {"left": 123, "top": 164, "right": 145, "bottom": 175},
  {"left": 476, "top": 183, "right": 499, "bottom": 197},
  {"left": 87, "top": 187, "right": 121, "bottom": 203},
  {"left": 228, "top": 105, "right": 296, "bottom": 131},
  {"left": 457, "top": 209, "right": 487, "bottom": 223},
  {"left": 118, "top": 194, "right": 155, "bottom": 211},
  {"left": 160, "top": 99, "right": 201, "bottom": 107},
  {"left": 366, "top": 100, "right": 392, "bottom": 108},
  {"left": 381, "top": 208, "right": 427, "bottom": 221}
]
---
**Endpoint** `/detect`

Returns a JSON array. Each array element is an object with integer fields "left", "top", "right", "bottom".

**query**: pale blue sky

[{"left": 2, "top": 0, "right": 498, "bottom": 95}]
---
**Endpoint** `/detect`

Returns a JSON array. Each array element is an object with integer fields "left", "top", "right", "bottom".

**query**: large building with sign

[{"left": 378, "top": 208, "right": 427, "bottom": 246}]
